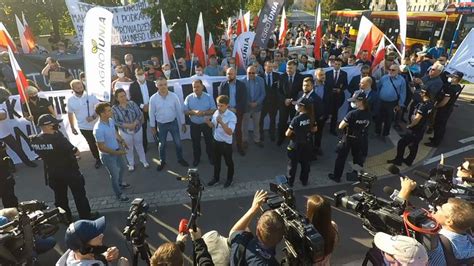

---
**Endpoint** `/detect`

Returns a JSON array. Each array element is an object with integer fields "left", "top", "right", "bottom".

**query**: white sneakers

[
  {"left": 128, "top": 162, "right": 149, "bottom": 171},
  {"left": 128, "top": 165, "right": 134, "bottom": 172},
  {"left": 143, "top": 162, "right": 150, "bottom": 168}
]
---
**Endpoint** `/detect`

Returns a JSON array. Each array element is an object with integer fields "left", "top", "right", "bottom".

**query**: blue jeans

[
  {"left": 100, "top": 153, "right": 126, "bottom": 197},
  {"left": 157, "top": 119, "right": 184, "bottom": 163}
]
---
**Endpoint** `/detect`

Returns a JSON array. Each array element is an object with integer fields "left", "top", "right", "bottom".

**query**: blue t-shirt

[
  {"left": 93, "top": 118, "right": 120, "bottom": 155},
  {"left": 230, "top": 231, "right": 279, "bottom": 266},
  {"left": 428, "top": 229, "right": 474, "bottom": 266}
]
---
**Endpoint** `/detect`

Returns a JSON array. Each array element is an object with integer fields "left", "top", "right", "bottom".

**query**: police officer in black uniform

[
  {"left": 388, "top": 88, "right": 433, "bottom": 166},
  {"left": 285, "top": 97, "right": 317, "bottom": 187},
  {"left": 30, "top": 114, "right": 93, "bottom": 221},
  {"left": 0, "top": 141, "right": 18, "bottom": 208},
  {"left": 426, "top": 71, "right": 464, "bottom": 147},
  {"left": 328, "top": 91, "right": 371, "bottom": 183}
]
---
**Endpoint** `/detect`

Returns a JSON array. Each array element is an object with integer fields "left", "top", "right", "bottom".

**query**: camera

[
  {"left": 122, "top": 198, "right": 151, "bottom": 266},
  {"left": 262, "top": 176, "right": 325, "bottom": 265},
  {"left": 0, "top": 200, "right": 65, "bottom": 265}
]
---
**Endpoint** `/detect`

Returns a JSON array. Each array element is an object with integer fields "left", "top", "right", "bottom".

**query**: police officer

[
  {"left": 285, "top": 97, "right": 317, "bottom": 187},
  {"left": 328, "top": 91, "right": 371, "bottom": 183},
  {"left": 426, "top": 71, "right": 464, "bottom": 147},
  {"left": 0, "top": 141, "right": 18, "bottom": 208},
  {"left": 31, "top": 114, "right": 93, "bottom": 221},
  {"left": 388, "top": 89, "right": 433, "bottom": 166}
]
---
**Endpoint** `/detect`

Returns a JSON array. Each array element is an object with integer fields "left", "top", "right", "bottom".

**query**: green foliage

[
  {"left": 321, "top": 0, "right": 366, "bottom": 16},
  {"left": 144, "top": 0, "right": 241, "bottom": 46}
]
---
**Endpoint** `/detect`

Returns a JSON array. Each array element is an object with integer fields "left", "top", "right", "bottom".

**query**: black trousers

[
  {"left": 333, "top": 137, "right": 366, "bottom": 180},
  {"left": 394, "top": 132, "right": 423, "bottom": 164},
  {"left": 278, "top": 105, "right": 295, "bottom": 142},
  {"left": 259, "top": 100, "right": 278, "bottom": 140},
  {"left": 80, "top": 129, "right": 100, "bottom": 160},
  {"left": 142, "top": 111, "right": 149, "bottom": 152},
  {"left": 0, "top": 135, "right": 32, "bottom": 164},
  {"left": 287, "top": 144, "right": 311, "bottom": 185},
  {"left": 314, "top": 118, "right": 326, "bottom": 150},
  {"left": 375, "top": 100, "right": 398, "bottom": 136},
  {"left": 432, "top": 108, "right": 452, "bottom": 145},
  {"left": 0, "top": 176, "right": 18, "bottom": 208},
  {"left": 190, "top": 122, "right": 213, "bottom": 162},
  {"left": 213, "top": 140, "right": 234, "bottom": 182},
  {"left": 330, "top": 92, "right": 344, "bottom": 132},
  {"left": 49, "top": 172, "right": 91, "bottom": 220}
]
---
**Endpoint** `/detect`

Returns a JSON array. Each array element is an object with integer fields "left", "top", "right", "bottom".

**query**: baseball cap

[
  {"left": 297, "top": 97, "right": 312, "bottom": 106},
  {"left": 37, "top": 114, "right": 63, "bottom": 127},
  {"left": 348, "top": 90, "right": 367, "bottom": 102},
  {"left": 202, "top": 230, "right": 230, "bottom": 265},
  {"left": 449, "top": 71, "right": 464, "bottom": 79},
  {"left": 374, "top": 232, "right": 428, "bottom": 265},
  {"left": 65, "top": 216, "right": 106, "bottom": 251}
]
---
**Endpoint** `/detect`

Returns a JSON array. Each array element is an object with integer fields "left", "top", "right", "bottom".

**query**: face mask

[
  {"left": 82, "top": 80, "right": 86, "bottom": 86},
  {"left": 137, "top": 75, "right": 146, "bottom": 82},
  {"left": 117, "top": 73, "right": 125, "bottom": 78},
  {"left": 164, "top": 70, "right": 171, "bottom": 76},
  {"left": 350, "top": 102, "right": 357, "bottom": 109},
  {"left": 295, "top": 104, "right": 300, "bottom": 112},
  {"left": 447, "top": 77, "right": 452, "bottom": 83},
  {"left": 195, "top": 71, "right": 203, "bottom": 76},
  {"left": 399, "top": 64, "right": 407, "bottom": 71}
]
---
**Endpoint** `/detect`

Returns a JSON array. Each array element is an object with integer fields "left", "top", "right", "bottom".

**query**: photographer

[
  {"left": 454, "top": 158, "right": 474, "bottom": 187},
  {"left": 57, "top": 217, "right": 129, "bottom": 266},
  {"left": 149, "top": 227, "right": 214, "bottom": 266},
  {"left": 306, "top": 195, "right": 338, "bottom": 265},
  {"left": 0, "top": 141, "right": 18, "bottom": 207},
  {"left": 398, "top": 178, "right": 474, "bottom": 265},
  {"left": 229, "top": 190, "right": 285, "bottom": 265},
  {"left": 373, "top": 232, "right": 429, "bottom": 265}
]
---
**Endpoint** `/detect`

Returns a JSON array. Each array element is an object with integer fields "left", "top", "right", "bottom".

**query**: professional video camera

[
  {"left": 0, "top": 200, "right": 65, "bottom": 265},
  {"left": 262, "top": 176, "right": 325, "bottom": 266},
  {"left": 122, "top": 198, "right": 151, "bottom": 266},
  {"left": 388, "top": 164, "right": 474, "bottom": 208}
]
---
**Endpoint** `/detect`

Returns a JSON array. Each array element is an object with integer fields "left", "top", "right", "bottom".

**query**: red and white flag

[
  {"left": 193, "top": 12, "right": 207, "bottom": 67},
  {"left": 278, "top": 8, "right": 287, "bottom": 46},
  {"left": 208, "top": 32, "right": 216, "bottom": 60},
  {"left": 226, "top": 17, "right": 233, "bottom": 44},
  {"left": 354, "top": 16, "right": 384, "bottom": 59},
  {"left": 0, "top": 23, "right": 18, "bottom": 53},
  {"left": 253, "top": 10, "right": 261, "bottom": 29},
  {"left": 22, "top": 12, "right": 36, "bottom": 52},
  {"left": 185, "top": 23, "right": 192, "bottom": 61},
  {"left": 7, "top": 46, "right": 28, "bottom": 102},
  {"left": 160, "top": 10, "right": 175, "bottom": 65},
  {"left": 243, "top": 11, "right": 251, "bottom": 32},
  {"left": 372, "top": 38, "right": 386, "bottom": 75},
  {"left": 313, "top": 3, "right": 322, "bottom": 60},
  {"left": 236, "top": 10, "right": 243, "bottom": 36}
]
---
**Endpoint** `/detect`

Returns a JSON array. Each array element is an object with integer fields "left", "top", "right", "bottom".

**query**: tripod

[
  {"left": 186, "top": 174, "right": 204, "bottom": 266},
  {"left": 129, "top": 227, "right": 152, "bottom": 266}
]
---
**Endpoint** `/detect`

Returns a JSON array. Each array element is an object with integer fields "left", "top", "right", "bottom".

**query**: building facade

[{"left": 370, "top": 0, "right": 451, "bottom": 12}]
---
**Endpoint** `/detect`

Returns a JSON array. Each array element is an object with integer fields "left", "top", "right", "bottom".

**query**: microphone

[{"left": 178, "top": 219, "right": 189, "bottom": 234}]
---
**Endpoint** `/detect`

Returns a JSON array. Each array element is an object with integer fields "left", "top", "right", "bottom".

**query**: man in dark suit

[
  {"left": 218, "top": 67, "right": 248, "bottom": 155},
  {"left": 325, "top": 57, "right": 348, "bottom": 135},
  {"left": 312, "top": 68, "right": 332, "bottom": 155},
  {"left": 129, "top": 67, "right": 157, "bottom": 152},
  {"left": 170, "top": 57, "right": 191, "bottom": 79},
  {"left": 259, "top": 60, "right": 280, "bottom": 142},
  {"left": 276, "top": 60, "right": 304, "bottom": 146},
  {"left": 348, "top": 65, "right": 377, "bottom": 94}
]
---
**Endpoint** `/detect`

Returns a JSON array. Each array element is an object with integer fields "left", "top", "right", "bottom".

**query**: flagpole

[
  {"left": 448, "top": 14, "right": 463, "bottom": 58},
  {"left": 440, "top": 15, "right": 449, "bottom": 41},
  {"left": 172, "top": 54, "right": 181, "bottom": 79},
  {"left": 383, "top": 35, "right": 403, "bottom": 60},
  {"left": 189, "top": 53, "right": 194, "bottom": 77},
  {"left": 21, "top": 87, "right": 37, "bottom": 135}
]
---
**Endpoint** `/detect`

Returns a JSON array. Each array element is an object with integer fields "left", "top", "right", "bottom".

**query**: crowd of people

[{"left": 1, "top": 21, "right": 473, "bottom": 266}]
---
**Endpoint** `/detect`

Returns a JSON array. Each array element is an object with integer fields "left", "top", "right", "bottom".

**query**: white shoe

[
  {"left": 143, "top": 162, "right": 150, "bottom": 169},
  {"left": 128, "top": 165, "right": 134, "bottom": 172}
]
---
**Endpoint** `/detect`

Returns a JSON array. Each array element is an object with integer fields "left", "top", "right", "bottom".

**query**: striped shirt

[
  {"left": 428, "top": 229, "right": 474, "bottom": 266},
  {"left": 112, "top": 101, "right": 143, "bottom": 134}
]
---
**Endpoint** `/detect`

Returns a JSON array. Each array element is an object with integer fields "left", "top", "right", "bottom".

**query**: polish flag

[
  {"left": 243, "top": 11, "right": 251, "bottom": 32},
  {"left": 313, "top": 3, "right": 322, "bottom": 60},
  {"left": 253, "top": 10, "right": 261, "bottom": 29},
  {"left": 372, "top": 38, "right": 386, "bottom": 75},
  {"left": 354, "top": 16, "right": 384, "bottom": 59},
  {"left": 208, "top": 32, "right": 216, "bottom": 61},
  {"left": 193, "top": 12, "right": 207, "bottom": 67},
  {"left": 160, "top": 10, "right": 175, "bottom": 65},
  {"left": 278, "top": 8, "right": 287, "bottom": 46},
  {"left": 236, "top": 10, "right": 243, "bottom": 36},
  {"left": 185, "top": 23, "right": 192, "bottom": 61},
  {"left": 22, "top": 12, "right": 36, "bottom": 52},
  {"left": 0, "top": 23, "right": 18, "bottom": 53},
  {"left": 7, "top": 46, "right": 28, "bottom": 103},
  {"left": 226, "top": 17, "right": 233, "bottom": 44}
]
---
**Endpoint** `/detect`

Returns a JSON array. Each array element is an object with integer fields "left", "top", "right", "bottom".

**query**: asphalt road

[{"left": 288, "top": 9, "right": 315, "bottom": 28}]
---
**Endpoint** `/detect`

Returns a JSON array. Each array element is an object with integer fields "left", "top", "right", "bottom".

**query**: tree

[
  {"left": 321, "top": 0, "right": 366, "bottom": 16},
  {"left": 144, "top": 0, "right": 241, "bottom": 46}
]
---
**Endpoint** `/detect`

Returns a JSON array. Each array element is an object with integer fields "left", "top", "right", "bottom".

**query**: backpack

[{"left": 439, "top": 234, "right": 474, "bottom": 266}]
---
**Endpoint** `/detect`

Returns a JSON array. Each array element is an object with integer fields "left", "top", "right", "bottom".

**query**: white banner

[
  {"left": 233, "top": 32, "right": 256, "bottom": 68},
  {"left": 66, "top": 0, "right": 161, "bottom": 45},
  {"left": 446, "top": 28, "right": 474, "bottom": 83},
  {"left": 84, "top": 7, "right": 113, "bottom": 102},
  {"left": 4, "top": 67, "right": 359, "bottom": 164}
]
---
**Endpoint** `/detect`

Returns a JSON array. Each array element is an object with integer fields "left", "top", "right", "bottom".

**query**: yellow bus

[{"left": 329, "top": 10, "right": 460, "bottom": 50}]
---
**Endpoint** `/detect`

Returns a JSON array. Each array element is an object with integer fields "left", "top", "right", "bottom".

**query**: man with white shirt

[
  {"left": 205, "top": 95, "right": 237, "bottom": 188},
  {"left": 129, "top": 68, "right": 156, "bottom": 153},
  {"left": 67, "top": 80, "right": 101, "bottom": 168},
  {"left": 149, "top": 77, "right": 189, "bottom": 171}
]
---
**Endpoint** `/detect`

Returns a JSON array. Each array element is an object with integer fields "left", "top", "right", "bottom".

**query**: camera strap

[
  {"left": 439, "top": 234, "right": 474, "bottom": 266},
  {"left": 235, "top": 232, "right": 253, "bottom": 266}
]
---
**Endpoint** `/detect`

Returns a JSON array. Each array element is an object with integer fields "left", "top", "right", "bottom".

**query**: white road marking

[
  {"left": 459, "top": 136, "right": 474, "bottom": 143},
  {"left": 423, "top": 144, "right": 474, "bottom": 165}
]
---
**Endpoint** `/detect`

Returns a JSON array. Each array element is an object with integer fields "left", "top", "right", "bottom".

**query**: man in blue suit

[
  {"left": 242, "top": 66, "right": 266, "bottom": 148},
  {"left": 325, "top": 58, "right": 348, "bottom": 135}
]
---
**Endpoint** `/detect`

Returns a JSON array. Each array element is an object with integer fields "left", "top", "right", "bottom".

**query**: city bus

[{"left": 329, "top": 10, "right": 461, "bottom": 50}]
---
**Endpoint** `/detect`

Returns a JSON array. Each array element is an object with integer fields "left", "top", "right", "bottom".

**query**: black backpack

[{"left": 439, "top": 234, "right": 474, "bottom": 266}]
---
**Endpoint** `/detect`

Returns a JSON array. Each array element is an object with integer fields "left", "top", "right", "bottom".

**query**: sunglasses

[
  {"left": 389, "top": 69, "right": 398, "bottom": 71},
  {"left": 247, "top": 72, "right": 256, "bottom": 74}
]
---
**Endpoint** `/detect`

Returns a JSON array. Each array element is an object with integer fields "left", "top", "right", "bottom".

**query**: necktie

[
  {"left": 334, "top": 71, "right": 339, "bottom": 83},
  {"left": 289, "top": 76, "right": 293, "bottom": 88},
  {"left": 267, "top": 74, "right": 271, "bottom": 87}
]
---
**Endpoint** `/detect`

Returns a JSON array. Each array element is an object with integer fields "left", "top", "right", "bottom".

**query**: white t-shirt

[
  {"left": 211, "top": 109, "right": 236, "bottom": 144},
  {"left": 0, "top": 103, "right": 11, "bottom": 138},
  {"left": 67, "top": 93, "right": 99, "bottom": 130}
]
